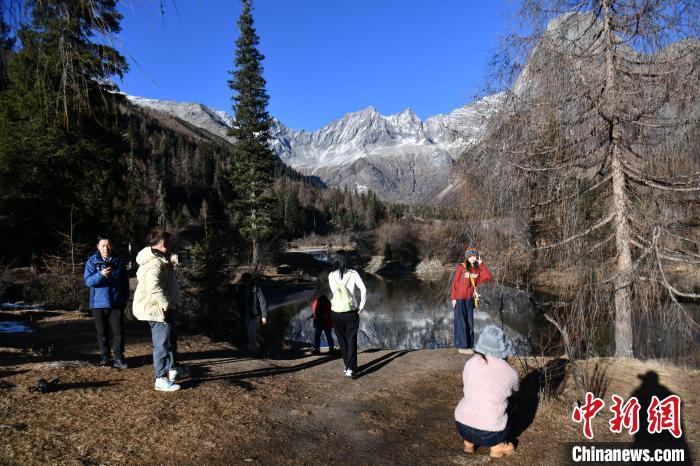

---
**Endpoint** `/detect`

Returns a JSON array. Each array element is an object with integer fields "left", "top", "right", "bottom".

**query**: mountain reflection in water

[{"left": 285, "top": 275, "right": 535, "bottom": 354}]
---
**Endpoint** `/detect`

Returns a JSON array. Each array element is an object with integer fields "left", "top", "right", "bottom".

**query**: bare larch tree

[{"left": 463, "top": 0, "right": 699, "bottom": 358}]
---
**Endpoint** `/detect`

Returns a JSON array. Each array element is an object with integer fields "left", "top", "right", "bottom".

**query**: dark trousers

[
  {"left": 313, "top": 319, "right": 334, "bottom": 350},
  {"left": 456, "top": 421, "right": 510, "bottom": 447},
  {"left": 455, "top": 400, "right": 516, "bottom": 446},
  {"left": 331, "top": 310, "right": 359, "bottom": 371},
  {"left": 148, "top": 310, "right": 178, "bottom": 378},
  {"left": 91, "top": 308, "right": 124, "bottom": 360},
  {"left": 245, "top": 315, "right": 260, "bottom": 352},
  {"left": 454, "top": 299, "right": 475, "bottom": 349}
]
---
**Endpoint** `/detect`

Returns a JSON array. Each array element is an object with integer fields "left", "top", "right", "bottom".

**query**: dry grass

[{"left": 0, "top": 312, "right": 698, "bottom": 465}]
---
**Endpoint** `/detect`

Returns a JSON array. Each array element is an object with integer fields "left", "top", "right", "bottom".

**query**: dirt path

[{"left": 0, "top": 310, "right": 697, "bottom": 465}]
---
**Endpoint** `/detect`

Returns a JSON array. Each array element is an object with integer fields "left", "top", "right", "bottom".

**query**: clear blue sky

[{"left": 116, "top": 0, "right": 515, "bottom": 131}]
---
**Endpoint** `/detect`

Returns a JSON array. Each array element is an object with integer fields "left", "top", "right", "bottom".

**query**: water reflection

[
  {"left": 0, "top": 303, "right": 44, "bottom": 333},
  {"left": 284, "top": 275, "right": 534, "bottom": 353},
  {"left": 0, "top": 302, "right": 47, "bottom": 310},
  {"left": 0, "top": 321, "right": 35, "bottom": 333}
]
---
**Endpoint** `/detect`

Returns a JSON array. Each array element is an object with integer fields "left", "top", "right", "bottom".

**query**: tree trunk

[
  {"left": 604, "top": 0, "right": 634, "bottom": 357},
  {"left": 251, "top": 200, "right": 259, "bottom": 275},
  {"left": 251, "top": 232, "right": 259, "bottom": 276},
  {"left": 611, "top": 150, "right": 634, "bottom": 357}
]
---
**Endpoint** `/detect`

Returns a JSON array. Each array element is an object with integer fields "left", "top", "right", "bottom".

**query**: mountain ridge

[{"left": 125, "top": 93, "right": 502, "bottom": 204}]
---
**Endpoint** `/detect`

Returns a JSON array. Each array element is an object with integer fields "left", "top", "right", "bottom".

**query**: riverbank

[{"left": 0, "top": 309, "right": 697, "bottom": 465}]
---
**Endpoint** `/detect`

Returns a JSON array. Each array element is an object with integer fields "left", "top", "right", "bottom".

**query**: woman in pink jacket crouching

[{"left": 454, "top": 325, "right": 519, "bottom": 458}]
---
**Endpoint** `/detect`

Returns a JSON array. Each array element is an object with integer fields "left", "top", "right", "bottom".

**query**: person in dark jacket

[
  {"left": 83, "top": 234, "right": 130, "bottom": 368},
  {"left": 311, "top": 294, "right": 334, "bottom": 354},
  {"left": 239, "top": 273, "right": 268, "bottom": 354}
]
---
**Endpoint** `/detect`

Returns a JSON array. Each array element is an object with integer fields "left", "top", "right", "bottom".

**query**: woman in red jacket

[{"left": 451, "top": 247, "right": 493, "bottom": 354}]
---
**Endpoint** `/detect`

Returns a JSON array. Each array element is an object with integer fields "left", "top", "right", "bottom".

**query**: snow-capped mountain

[
  {"left": 127, "top": 95, "right": 234, "bottom": 141},
  {"left": 126, "top": 93, "right": 502, "bottom": 204}
]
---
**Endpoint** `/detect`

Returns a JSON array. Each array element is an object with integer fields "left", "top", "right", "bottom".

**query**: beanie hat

[
  {"left": 474, "top": 325, "right": 509, "bottom": 359},
  {"left": 465, "top": 247, "right": 479, "bottom": 258}
]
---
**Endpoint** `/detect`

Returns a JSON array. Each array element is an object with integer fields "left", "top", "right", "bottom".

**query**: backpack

[{"left": 330, "top": 272, "right": 354, "bottom": 313}]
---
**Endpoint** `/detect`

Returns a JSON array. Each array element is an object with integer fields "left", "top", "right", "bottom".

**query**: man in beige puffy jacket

[{"left": 133, "top": 229, "right": 183, "bottom": 392}]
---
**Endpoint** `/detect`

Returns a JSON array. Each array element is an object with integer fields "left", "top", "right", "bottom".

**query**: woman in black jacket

[{"left": 239, "top": 273, "right": 268, "bottom": 354}]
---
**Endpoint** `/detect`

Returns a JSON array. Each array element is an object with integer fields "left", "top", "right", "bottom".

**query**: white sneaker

[
  {"left": 168, "top": 365, "right": 190, "bottom": 382},
  {"left": 344, "top": 369, "right": 353, "bottom": 378},
  {"left": 155, "top": 377, "right": 180, "bottom": 392}
]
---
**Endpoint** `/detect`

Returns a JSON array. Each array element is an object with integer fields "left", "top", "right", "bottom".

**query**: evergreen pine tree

[
  {"left": 0, "top": 7, "right": 14, "bottom": 91},
  {"left": 0, "top": 0, "right": 128, "bottom": 261},
  {"left": 287, "top": 192, "right": 302, "bottom": 237},
  {"left": 227, "top": 0, "right": 275, "bottom": 274},
  {"left": 187, "top": 198, "right": 237, "bottom": 339},
  {"left": 112, "top": 150, "right": 148, "bottom": 248}
]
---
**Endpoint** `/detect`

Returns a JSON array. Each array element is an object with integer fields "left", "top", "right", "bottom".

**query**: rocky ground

[{"left": 0, "top": 308, "right": 697, "bottom": 465}]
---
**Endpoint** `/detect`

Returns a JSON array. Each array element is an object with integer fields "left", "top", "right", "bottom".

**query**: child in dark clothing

[{"left": 311, "top": 294, "right": 334, "bottom": 354}]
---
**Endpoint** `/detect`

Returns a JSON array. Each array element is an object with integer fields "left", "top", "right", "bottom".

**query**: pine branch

[
  {"left": 622, "top": 159, "right": 700, "bottom": 184},
  {"left": 529, "top": 212, "right": 615, "bottom": 252},
  {"left": 655, "top": 242, "right": 700, "bottom": 300},
  {"left": 618, "top": 46, "right": 699, "bottom": 67},
  {"left": 504, "top": 123, "right": 606, "bottom": 157},
  {"left": 629, "top": 118, "right": 699, "bottom": 129},
  {"left": 584, "top": 240, "right": 655, "bottom": 288},
  {"left": 544, "top": 312, "right": 573, "bottom": 357},
  {"left": 659, "top": 227, "right": 700, "bottom": 246},
  {"left": 590, "top": 232, "right": 616, "bottom": 252},
  {"left": 622, "top": 164, "right": 700, "bottom": 192},
  {"left": 631, "top": 236, "right": 700, "bottom": 264},
  {"left": 530, "top": 174, "right": 612, "bottom": 208}
]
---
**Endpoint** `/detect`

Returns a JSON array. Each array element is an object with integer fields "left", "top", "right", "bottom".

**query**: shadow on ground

[
  {"left": 183, "top": 349, "right": 411, "bottom": 388},
  {"left": 0, "top": 314, "right": 153, "bottom": 366},
  {"left": 184, "top": 352, "right": 342, "bottom": 388},
  {"left": 631, "top": 371, "right": 693, "bottom": 465},
  {"left": 356, "top": 350, "right": 411, "bottom": 378},
  {"left": 510, "top": 357, "right": 570, "bottom": 444}
]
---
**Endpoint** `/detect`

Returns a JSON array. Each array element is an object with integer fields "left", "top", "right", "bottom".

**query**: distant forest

[{"left": 0, "top": 1, "right": 460, "bottom": 269}]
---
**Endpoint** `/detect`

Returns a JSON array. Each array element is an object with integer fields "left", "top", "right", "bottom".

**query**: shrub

[
  {"left": 375, "top": 222, "right": 420, "bottom": 265},
  {"left": 24, "top": 253, "right": 89, "bottom": 310}
]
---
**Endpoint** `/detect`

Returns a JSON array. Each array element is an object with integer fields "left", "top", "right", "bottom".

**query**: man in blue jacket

[{"left": 83, "top": 234, "right": 130, "bottom": 368}]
